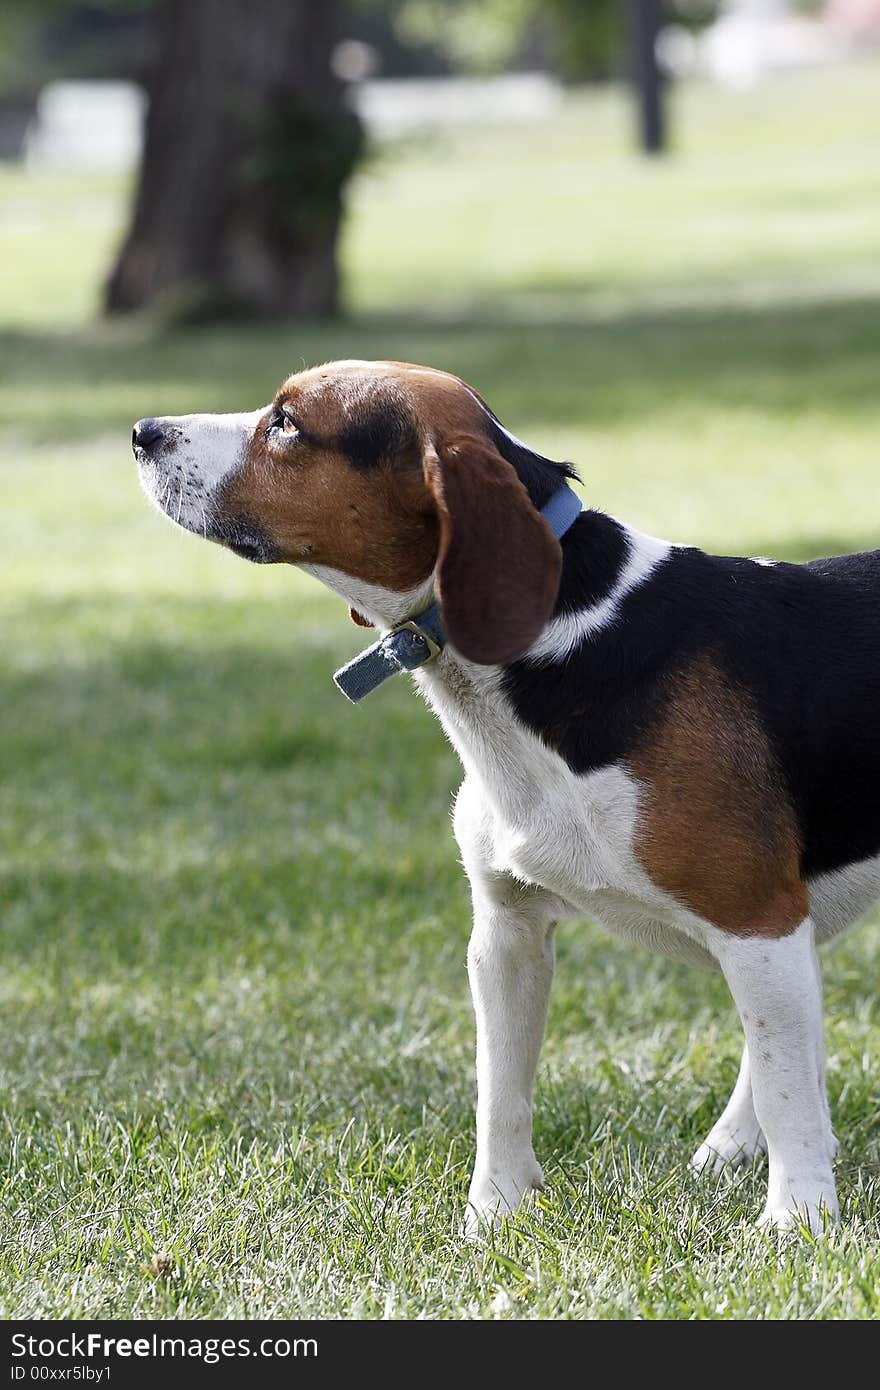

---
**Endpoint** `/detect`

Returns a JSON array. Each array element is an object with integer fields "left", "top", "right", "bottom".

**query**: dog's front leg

[
  {"left": 464, "top": 889, "right": 556, "bottom": 1235},
  {"left": 691, "top": 1044, "right": 766, "bottom": 1174},
  {"left": 712, "top": 917, "right": 838, "bottom": 1231}
]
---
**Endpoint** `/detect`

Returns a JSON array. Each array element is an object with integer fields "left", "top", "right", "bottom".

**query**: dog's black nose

[{"left": 132, "top": 418, "right": 164, "bottom": 452}]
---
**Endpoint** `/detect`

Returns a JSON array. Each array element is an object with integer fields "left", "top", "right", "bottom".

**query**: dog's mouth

[
  {"left": 133, "top": 432, "right": 277, "bottom": 563},
  {"left": 218, "top": 519, "right": 277, "bottom": 564}
]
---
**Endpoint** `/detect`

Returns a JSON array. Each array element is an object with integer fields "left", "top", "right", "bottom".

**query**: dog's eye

[{"left": 268, "top": 407, "right": 300, "bottom": 438}]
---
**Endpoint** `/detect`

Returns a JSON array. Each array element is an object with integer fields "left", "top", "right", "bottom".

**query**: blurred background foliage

[
  {"left": 0, "top": 0, "right": 732, "bottom": 98},
  {"left": 0, "top": 1, "right": 688, "bottom": 316}
]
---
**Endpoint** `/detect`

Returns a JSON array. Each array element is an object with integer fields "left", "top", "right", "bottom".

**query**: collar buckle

[{"left": 386, "top": 618, "right": 442, "bottom": 667}]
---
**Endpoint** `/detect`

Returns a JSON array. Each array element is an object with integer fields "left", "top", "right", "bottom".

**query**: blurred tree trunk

[
  {"left": 105, "top": 0, "right": 362, "bottom": 318},
  {"left": 630, "top": 0, "right": 665, "bottom": 154}
]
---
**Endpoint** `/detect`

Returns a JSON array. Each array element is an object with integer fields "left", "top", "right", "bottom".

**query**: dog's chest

[
  {"left": 421, "top": 661, "right": 719, "bottom": 965},
  {"left": 419, "top": 663, "right": 658, "bottom": 899},
  {"left": 487, "top": 763, "right": 644, "bottom": 898},
  {"left": 475, "top": 774, "right": 718, "bottom": 966},
  {"left": 486, "top": 761, "right": 658, "bottom": 911}
]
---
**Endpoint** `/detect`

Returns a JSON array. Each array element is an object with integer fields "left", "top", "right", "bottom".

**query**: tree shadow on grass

[{"left": 1, "top": 289, "right": 879, "bottom": 441}]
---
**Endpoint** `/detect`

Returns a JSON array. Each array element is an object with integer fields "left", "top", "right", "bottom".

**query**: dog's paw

[
  {"left": 757, "top": 1185, "right": 839, "bottom": 1235},
  {"left": 757, "top": 1200, "right": 839, "bottom": 1234},
  {"left": 690, "top": 1126, "right": 766, "bottom": 1177},
  {"left": 463, "top": 1160, "right": 544, "bottom": 1240}
]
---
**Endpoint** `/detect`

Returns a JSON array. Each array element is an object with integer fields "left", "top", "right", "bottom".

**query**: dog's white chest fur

[{"left": 416, "top": 656, "right": 716, "bottom": 968}]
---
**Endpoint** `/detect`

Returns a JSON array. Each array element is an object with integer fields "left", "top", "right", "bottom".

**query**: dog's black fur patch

[{"left": 503, "top": 519, "right": 880, "bottom": 879}]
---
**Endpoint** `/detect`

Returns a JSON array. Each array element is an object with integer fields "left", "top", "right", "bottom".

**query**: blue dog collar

[
  {"left": 332, "top": 604, "right": 446, "bottom": 704},
  {"left": 333, "top": 482, "right": 583, "bottom": 703}
]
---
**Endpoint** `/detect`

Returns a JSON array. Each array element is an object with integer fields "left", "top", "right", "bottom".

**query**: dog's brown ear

[
  {"left": 423, "top": 434, "right": 562, "bottom": 664},
  {"left": 349, "top": 608, "right": 374, "bottom": 628}
]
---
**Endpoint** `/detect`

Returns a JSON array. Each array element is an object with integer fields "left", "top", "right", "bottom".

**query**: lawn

[{"left": 2, "top": 61, "right": 880, "bottom": 1319}]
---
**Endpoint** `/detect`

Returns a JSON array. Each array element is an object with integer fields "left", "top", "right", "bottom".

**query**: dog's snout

[{"left": 132, "top": 418, "right": 164, "bottom": 452}]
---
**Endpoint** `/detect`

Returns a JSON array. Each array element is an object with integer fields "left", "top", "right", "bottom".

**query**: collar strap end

[{"left": 333, "top": 619, "right": 441, "bottom": 703}]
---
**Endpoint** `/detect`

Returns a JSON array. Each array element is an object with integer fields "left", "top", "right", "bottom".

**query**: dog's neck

[
  {"left": 301, "top": 563, "right": 437, "bottom": 632},
  {"left": 303, "top": 510, "right": 653, "bottom": 818},
  {"left": 305, "top": 508, "right": 631, "bottom": 638}
]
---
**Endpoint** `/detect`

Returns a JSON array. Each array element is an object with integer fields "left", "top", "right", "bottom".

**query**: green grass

[{"left": 2, "top": 62, "right": 880, "bottom": 1318}]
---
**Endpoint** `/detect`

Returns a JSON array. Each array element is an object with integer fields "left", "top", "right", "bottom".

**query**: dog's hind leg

[{"left": 712, "top": 917, "right": 838, "bottom": 1231}]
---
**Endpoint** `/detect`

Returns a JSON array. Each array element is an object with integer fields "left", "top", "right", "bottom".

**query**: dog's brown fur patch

[
  {"left": 217, "top": 387, "right": 438, "bottom": 590},
  {"left": 629, "top": 655, "right": 807, "bottom": 936},
  {"left": 214, "top": 361, "right": 556, "bottom": 612}
]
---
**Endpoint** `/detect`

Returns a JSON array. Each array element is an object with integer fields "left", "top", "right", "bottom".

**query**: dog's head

[{"left": 132, "top": 360, "right": 575, "bottom": 663}]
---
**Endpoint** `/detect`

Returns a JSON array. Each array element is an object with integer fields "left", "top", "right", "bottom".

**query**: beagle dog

[{"left": 132, "top": 359, "right": 880, "bottom": 1234}]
